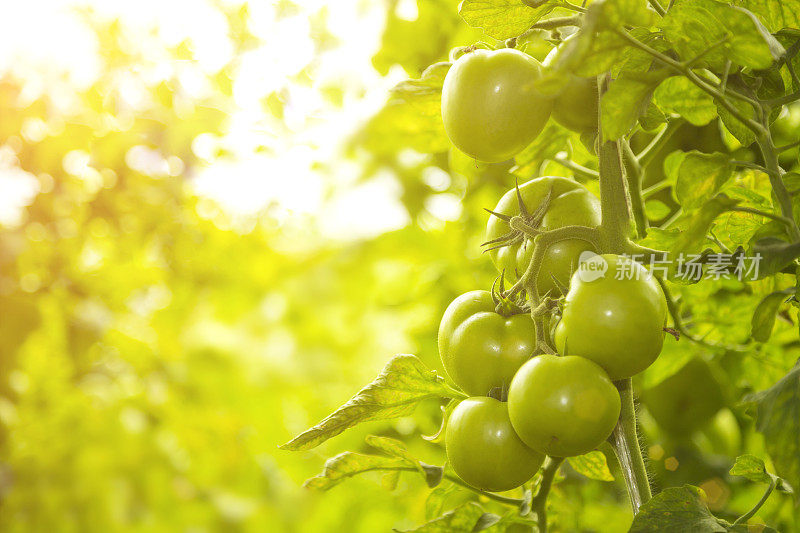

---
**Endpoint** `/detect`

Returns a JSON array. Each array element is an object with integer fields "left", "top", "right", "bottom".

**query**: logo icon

[{"left": 576, "top": 251, "right": 607, "bottom": 282}]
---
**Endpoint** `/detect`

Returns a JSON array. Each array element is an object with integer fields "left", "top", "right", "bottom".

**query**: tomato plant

[
  {"left": 442, "top": 48, "right": 552, "bottom": 163},
  {"left": 508, "top": 354, "right": 620, "bottom": 457},
  {"left": 555, "top": 254, "right": 668, "bottom": 380},
  {"left": 438, "top": 290, "right": 536, "bottom": 396},
  {"left": 283, "top": 2, "right": 800, "bottom": 532},
  {"left": 446, "top": 397, "right": 544, "bottom": 492}
]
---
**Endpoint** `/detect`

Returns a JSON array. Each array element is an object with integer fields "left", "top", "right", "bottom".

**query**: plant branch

[
  {"left": 621, "top": 140, "right": 648, "bottom": 238},
  {"left": 647, "top": 0, "right": 666, "bottom": 16},
  {"left": 553, "top": 156, "right": 600, "bottom": 180},
  {"left": 532, "top": 457, "right": 565, "bottom": 533},
  {"left": 614, "top": 29, "right": 766, "bottom": 136},
  {"left": 637, "top": 119, "right": 683, "bottom": 168},
  {"left": 732, "top": 477, "right": 776, "bottom": 527},
  {"left": 444, "top": 473, "right": 525, "bottom": 506},
  {"left": 755, "top": 134, "right": 800, "bottom": 241},
  {"left": 527, "top": 15, "right": 583, "bottom": 32},
  {"left": 610, "top": 379, "right": 651, "bottom": 513},
  {"left": 728, "top": 205, "right": 795, "bottom": 229},
  {"left": 641, "top": 180, "right": 671, "bottom": 199}
]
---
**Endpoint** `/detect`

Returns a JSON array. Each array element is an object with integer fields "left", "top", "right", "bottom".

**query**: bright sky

[{"left": 0, "top": 0, "right": 418, "bottom": 240}]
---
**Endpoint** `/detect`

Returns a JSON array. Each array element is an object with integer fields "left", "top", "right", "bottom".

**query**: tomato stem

[
  {"left": 531, "top": 456, "right": 564, "bottom": 533},
  {"left": 610, "top": 379, "right": 652, "bottom": 513}
]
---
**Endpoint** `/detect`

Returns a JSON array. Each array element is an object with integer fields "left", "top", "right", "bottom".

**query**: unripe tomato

[
  {"left": 441, "top": 48, "right": 552, "bottom": 163},
  {"left": 555, "top": 254, "right": 668, "bottom": 379},
  {"left": 446, "top": 397, "right": 544, "bottom": 491},
  {"left": 640, "top": 356, "right": 725, "bottom": 436},
  {"left": 438, "top": 291, "right": 535, "bottom": 396},
  {"left": 542, "top": 44, "right": 599, "bottom": 134},
  {"left": 508, "top": 354, "right": 620, "bottom": 457},
  {"left": 485, "top": 177, "right": 601, "bottom": 296}
]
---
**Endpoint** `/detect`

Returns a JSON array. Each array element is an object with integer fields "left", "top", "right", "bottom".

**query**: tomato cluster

[{"left": 438, "top": 44, "right": 670, "bottom": 493}]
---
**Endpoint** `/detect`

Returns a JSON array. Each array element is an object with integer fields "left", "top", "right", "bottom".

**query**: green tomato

[
  {"left": 446, "top": 397, "right": 544, "bottom": 491},
  {"left": 699, "top": 408, "right": 741, "bottom": 457},
  {"left": 543, "top": 46, "right": 598, "bottom": 134},
  {"left": 508, "top": 354, "right": 620, "bottom": 457},
  {"left": 640, "top": 356, "right": 725, "bottom": 436},
  {"left": 438, "top": 291, "right": 536, "bottom": 396},
  {"left": 555, "top": 254, "right": 668, "bottom": 379},
  {"left": 485, "top": 177, "right": 601, "bottom": 296},
  {"left": 441, "top": 48, "right": 552, "bottom": 163}
]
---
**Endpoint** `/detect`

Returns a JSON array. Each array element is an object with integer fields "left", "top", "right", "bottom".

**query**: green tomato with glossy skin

[
  {"left": 555, "top": 254, "right": 668, "bottom": 379},
  {"left": 508, "top": 354, "right": 620, "bottom": 457},
  {"left": 543, "top": 44, "right": 599, "bottom": 134},
  {"left": 442, "top": 48, "right": 552, "bottom": 163},
  {"left": 485, "top": 177, "right": 601, "bottom": 296},
  {"left": 446, "top": 397, "right": 544, "bottom": 491},
  {"left": 438, "top": 291, "right": 536, "bottom": 396},
  {"left": 640, "top": 356, "right": 725, "bottom": 436}
]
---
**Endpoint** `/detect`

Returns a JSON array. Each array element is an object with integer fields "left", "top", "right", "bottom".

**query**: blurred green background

[{"left": 0, "top": 1, "right": 798, "bottom": 531}]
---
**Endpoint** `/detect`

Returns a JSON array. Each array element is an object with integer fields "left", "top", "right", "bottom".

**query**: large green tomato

[
  {"left": 446, "top": 397, "right": 544, "bottom": 491},
  {"left": 438, "top": 291, "right": 535, "bottom": 396},
  {"left": 640, "top": 356, "right": 725, "bottom": 435},
  {"left": 441, "top": 48, "right": 552, "bottom": 163},
  {"left": 555, "top": 254, "right": 668, "bottom": 379},
  {"left": 543, "top": 46, "right": 598, "bottom": 134},
  {"left": 508, "top": 354, "right": 620, "bottom": 457},
  {"left": 485, "top": 177, "right": 601, "bottom": 296}
]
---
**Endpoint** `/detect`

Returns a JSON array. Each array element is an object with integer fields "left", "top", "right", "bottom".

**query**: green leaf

[
  {"left": 653, "top": 77, "right": 717, "bottom": 126},
  {"left": 512, "top": 122, "right": 570, "bottom": 177},
  {"left": 660, "top": 0, "right": 784, "bottom": 70},
  {"left": 357, "top": 63, "right": 451, "bottom": 155},
  {"left": 425, "top": 483, "right": 460, "bottom": 520},
  {"left": 732, "top": 0, "right": 800, "bottom": 33},
  {"left": 751, "top": 238, "right": 800, "bottom": 277},
  {"left": 567, "top": 450, "right": 614, "bottom": 481},
  {"left": 716, "top": 90, "right": 758, "bottom": 147},
  {"left": 629, "top": 485, "right": 726, "bottom": 532},
  {"left": 601, "top": 70, "right": 669, "bottom": 140},
  {"left": 751, "top": 289, "right": 792, "bottom": 342},
  {"left": 459, "top": 0, "right": 554, "bottom": 40},
  {"left": 281, "top": 355, "right": 456, "bottom": 450},
  {"left": 743, "top": 361, "right": 800, "bottom": 501},
  {"left": 675, "top": 152, "right": 734, "bottom": 211},
  {"left": 366, "top": 435, "right": 426, "bottom": 474},
  {"left": 729, "top": 454, "right": 774, "bottom": 484},
  {"left": 304, "top": 452, "right": 410, "bottom": 491},
  {"left": 645, "top": 200, "right": 672, "bottom": 220},
  {"left": 398, "top": 502, "right": 486, "bottom": 532}
]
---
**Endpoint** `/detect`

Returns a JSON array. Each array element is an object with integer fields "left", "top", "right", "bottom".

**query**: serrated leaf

[
  {"left": 601, "top": 70, "right": 670, "bottom": 140},
  {"left": 366, "top": 435, "right": 425, "bottom": 474},
  {"left": 629, "top": 485, "right": 726, "bottom": 532},
  {"left": 472, "top": 513, "right": 503, "bottom": 531},
  {"left": 732, "top": 0, "right": 800, "bottom": 34},
  {"left": 751, "top": 289, "right": 792, "bottom": 342},
  {"left": 717, "top": 94, "right": 757, "bottom": 147},
  {"left": 356, "top": 63, "right": 451, "bottom": 155},
  {"left": 675, "top": 152, "right": 734, "bottom": 211},
  {"left": 751, "top": 238, "right": 800, "bottom": 277},
  {"left": 459, "top": 0, "right": 554, "bottom": 40},
  {"left": 304, "top": 452, "right": 410, "bottom": 491},
  {"left": 567, "top": 450, "right": 614, "bottom": 481},
  {"left": 743, "top": 360, "right": 800, "bottom": 501},
  {"left": 660, "top": 0, "right": 784, "bottom": 70},
  {"left": 398, "top": 502, "right": 486, "bottom": 532},
  {"left": 729, "top": 454, "right": 773, "bottom": 484},
  {"left": 425, "top": 483, "right": 460, "bottom": 520},
  {"left": 281, "top": 355, "right": 456, "bottom": 450},
  {"left": 512, "top": 122, "right": 570, "bottom": 177},
  {"left": 654, "top": 77, "right": 717, "bottom": 126}
]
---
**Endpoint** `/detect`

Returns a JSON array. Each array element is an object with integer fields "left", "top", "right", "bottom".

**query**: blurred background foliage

[{"left": 0, "top": 0, "right": 798, "bottom": 531}]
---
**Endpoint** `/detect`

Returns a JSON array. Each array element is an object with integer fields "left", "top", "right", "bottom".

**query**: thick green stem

[
  {"left": 755, "top": 133, "right": 800, "bottom": 241},
  {"left": 532, "top": 457, "right": 564, "bottom": 533},
  {"left": 610, "top": 379, "right": 651, "bottom": 513},
  {"left": 596, "top": 76, "right": 634, "bottom": 253}
]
